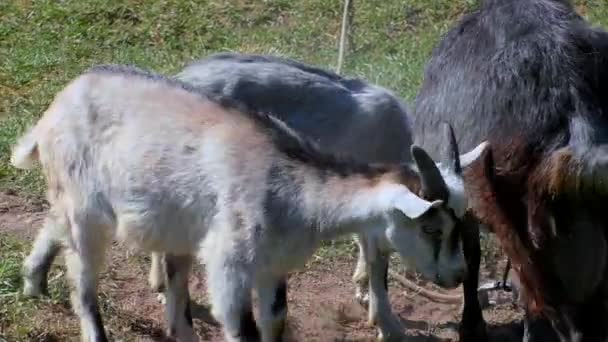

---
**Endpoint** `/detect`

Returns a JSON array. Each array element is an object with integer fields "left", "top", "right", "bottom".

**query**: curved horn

[
  {"left": 411, "top": 145, "right": 449, "bottom": 201},
  {"left": 459, "top": 141, "right": 490, "bottom": 169},
  {"left": 441, "top": 121, "right": 462, "bottom": 174}
]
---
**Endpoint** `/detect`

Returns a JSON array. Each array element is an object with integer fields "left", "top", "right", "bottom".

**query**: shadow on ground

[
  {"left": 398, "top": 317, "right": 523, "bottom": 342},
  {"left": 488, "top": 321, "right": 524, "bottom": 342}
]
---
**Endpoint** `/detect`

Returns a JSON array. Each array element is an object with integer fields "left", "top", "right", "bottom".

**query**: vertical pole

[{"left": 336, "top": 0, "right": 353, "bottom": 74}]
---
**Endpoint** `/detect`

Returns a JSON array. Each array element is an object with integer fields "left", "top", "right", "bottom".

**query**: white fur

[
  {"left": 352, "top": 159, "right": 485, "bottom": 340},
  {"left": 10, "top": 128, "right": 39, "bottom": 170},
  {"left": 12, "top": 66, "right": 480, "bottom": 342},
  {"left": 149, "top": 252, "right": 166, "bottom": 292}
]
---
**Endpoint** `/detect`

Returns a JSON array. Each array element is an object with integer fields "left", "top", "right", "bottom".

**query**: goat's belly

[
  {"left": 255, "top": 239, "right": 319, "bottom": 275},
  {"left": 115, "top": 209, "right": 208, "bottom": 255}
]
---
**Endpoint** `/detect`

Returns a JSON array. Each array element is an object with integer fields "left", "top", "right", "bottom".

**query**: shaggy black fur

[{"left": 413, "top": 0, "right": 608, "bottom": 341}]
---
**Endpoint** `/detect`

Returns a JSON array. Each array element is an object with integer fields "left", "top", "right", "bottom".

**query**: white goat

[
  {"left": 20, "top": 54, "right": 492, "bottom": 341},
  {"left": 12, "top": 65, "right": 487, "bottom": 342}
]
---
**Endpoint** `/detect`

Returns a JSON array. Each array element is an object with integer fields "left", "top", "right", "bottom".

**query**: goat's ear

[
  {"left": 412, "top": 145, "right": 450, "bottom": 201},
  {"left": 394, "top": 193, "right": 443, "bottom": 219},
  {"left": 460, "top": 141, "right": 489, "bottom": 169}
]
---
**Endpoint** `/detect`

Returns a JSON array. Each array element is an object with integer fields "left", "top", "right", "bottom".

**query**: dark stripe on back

[{"left": 189, "top": 52, "right": 347, "bottom": 83}]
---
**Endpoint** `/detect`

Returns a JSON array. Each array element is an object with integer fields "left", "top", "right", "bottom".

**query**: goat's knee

[
  {"left": 149, "top": 252, "right": 166, "bottom": 293},
  {"left": 23, "top": 214, "right": 66, "bottom": 297},
  {"left": 353, "top": 235, "right": 370, "bottom": 306},
  {"left": 164, "top": 254, "right": 198, "bottom": 342}
]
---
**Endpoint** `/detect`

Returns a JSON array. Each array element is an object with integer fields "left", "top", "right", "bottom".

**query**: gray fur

[{"left": 175, "top": 52, "right": 414, "bottom": 164}]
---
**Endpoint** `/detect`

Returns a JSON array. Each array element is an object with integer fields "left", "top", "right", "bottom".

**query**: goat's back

[
  {"left": 25, "top": 67, "right": 278, "bottom": 253},
  {"left": 176, "top": 53, "right": 413, "bottom": 164},
  {"left": 413, "top": 0, "right": 608, "bottom": 159}
]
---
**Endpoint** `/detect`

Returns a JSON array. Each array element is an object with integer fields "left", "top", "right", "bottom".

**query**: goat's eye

[{"left": 422, "top": 225, "right": 442, "bottom": 237}]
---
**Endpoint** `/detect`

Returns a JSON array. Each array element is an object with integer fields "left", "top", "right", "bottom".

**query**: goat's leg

[
  {"left": 206, "top": 254, "right": 259, "bottom": 342},
  {"left": 23, "top": 213, "right": 66, "bottom": 297},
  {"left": 65, "top": 215, "right": 110, "bottom": 342},
  {"left": 353, "top": 233, "right": 370, "bottom": 306},
  {"left": 458, "top": 215, "right": 488, "bottom": 342},
  {"left": 368, "top": 250, "right": 405, "bottom": 342},
  {"left": 150, "top": 252, "right": 168, "bottom": 305},
  {"left": 256, "top": 276, "right": 288, "bottom": 342},
  {"left": 501, "top": 258, "right": 511, "bottom": 289},
  {"left": 164, "top": 254, "right": 198, "bottom": 342},
  {"left": 149, "top": 252, "right": 166, "bottom": 293}
]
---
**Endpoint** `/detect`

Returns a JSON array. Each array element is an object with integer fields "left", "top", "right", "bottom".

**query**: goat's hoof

[
  {"left": 23, "top": 277, "right": 47, "bottom": 297},
  {"left": 376, "top": 330, "right": 406, "bottom": 342},
  {"left": 156, "top": 293, "right": 167, "bottom": 305},
  {"left": 355, "top": 292, "right": 369, "bottom": 307}
]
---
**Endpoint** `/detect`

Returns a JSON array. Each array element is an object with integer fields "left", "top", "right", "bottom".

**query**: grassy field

[
  {"left": 1, "top": 0, "right": 608, "bottom": 341},
  {"left": 1, "top": 0, "right": 607, "bottom": 195}
]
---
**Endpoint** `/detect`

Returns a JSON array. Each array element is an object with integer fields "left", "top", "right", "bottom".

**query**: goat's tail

[{"left": 11, "top": 126, "right": 40, "bottom": 170}]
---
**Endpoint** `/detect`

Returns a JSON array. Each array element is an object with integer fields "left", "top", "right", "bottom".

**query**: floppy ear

[
  {"left": 412, "top": 145, "right": 450, "bottom": 201},
  {"left": 394, "top": 192, "right": 443, "bottom": 219}
]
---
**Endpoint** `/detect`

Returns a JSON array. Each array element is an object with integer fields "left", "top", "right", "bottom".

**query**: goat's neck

[{"left": 285, "top": 165, "right": 418, "bottom": 239}]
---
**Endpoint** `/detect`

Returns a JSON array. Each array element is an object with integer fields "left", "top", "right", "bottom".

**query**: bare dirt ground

[{"left": 0, "top": 191, "right": 524, "bottom": 341}]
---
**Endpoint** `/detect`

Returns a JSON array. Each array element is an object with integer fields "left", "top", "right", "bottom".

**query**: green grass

[
  {"left": 1, "top": 0, "right": 607, "bottom": 195},
  {"left": 0, "top": 0, "right": 479, "bottom": 195},
  {"left": 0, "top": 234, "right": 73, "bottom": 340},
  {"left": 0, "top": 236, "right": 33, "bottom": 340}
]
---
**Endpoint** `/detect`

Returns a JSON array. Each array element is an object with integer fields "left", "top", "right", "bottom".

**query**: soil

[{"left": 0, "top": 191, "right": 524, "bottom": 341}]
